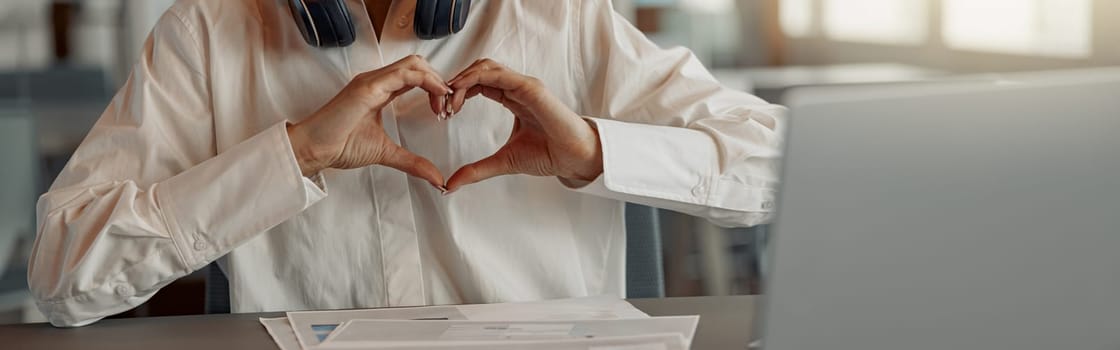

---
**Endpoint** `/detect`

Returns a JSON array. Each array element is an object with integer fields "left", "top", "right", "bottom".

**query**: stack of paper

[{"left": 260, "top": 296, "right": 699, "bottom": 350}]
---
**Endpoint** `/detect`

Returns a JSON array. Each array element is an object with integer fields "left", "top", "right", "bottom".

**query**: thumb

[
  {"left": 445, "top": 151, "right": 516, "bottom": 193},
  {"left": 380, "top": 145, "right": 445, "bottom": 189}
]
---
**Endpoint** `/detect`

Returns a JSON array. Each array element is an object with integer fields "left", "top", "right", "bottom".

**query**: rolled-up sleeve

[
  {"left": 568, "top": 0, "right": 787, "bottom": 227},
  {"left": 29, "top": 5, "right": 325, "bottom": 327}
]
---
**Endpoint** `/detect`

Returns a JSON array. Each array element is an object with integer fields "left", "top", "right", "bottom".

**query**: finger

[
  {"left": 461, "top": 81, "right": 535, "bottom": 118},
  {"left": 430, "top": 93, "right": 445, "bottom": 120},
  {"left": 443, "top": 91, "right": 455, "bottom": 120},
  {"left": 449, "top": 66, "right": 497, "bottom": 114},
  {"left": 380, "top": 69, "right": 450, "bottom": 117},
  {"left": 448, "top": 59, "right": 505, "bottom": 112},
  {"left": 449, "top": 68, "right": 530, "bottom": 103},
  {"left": 396, "top": 68, "right": 452, "bottom": 98},
  {"left": 444, "top": 85, "right": 487, "bottom": 117},
  {"left": 418, "top": 70, "right": 452, "bottom": 117},
  {"left": 387, "top": 54, "right": 431, "bottom": 71},
  {"left": 368, "top": 69, "right": 441, "bottom": 102},
  {"left": 380, "top": 144, "right": 446, "bottom": 189},
  {"left": 400, "top": 56, "right": 453, "bottom": 118},
  {"left": 445, "top": 150, "right": 516, "bottom": 193},
  {"left": 451, "top": 70, "right": 516, "bottom": 115},
  {"left": 378, "top": 55, "right": 446, "bottom": 91},
  {"left": 464, "top": 85, "right": 486, "bottom": 100},
  {"left": 445, "top": 83, "right": 532, "bottom": 123},
  {"left": 376, "top": 55, "right": 451, "bottom": 112},
  {"left": 468, "top": 85, "right": 510, "bottom": 104},
  {"left": 447, "top": 58, "right": 492, "bottom": 86},
  {"left": 449, "top": 81, "right": 471, "bottom": 115}
]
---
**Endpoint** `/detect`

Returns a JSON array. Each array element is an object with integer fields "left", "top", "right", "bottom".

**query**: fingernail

[{"left": 444, "top": 95, "right": 454, "bottom": 119}]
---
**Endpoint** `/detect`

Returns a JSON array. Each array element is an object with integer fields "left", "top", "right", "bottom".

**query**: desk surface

[{"left": 2, "top": 295, "right": 754, "bottom": 350}]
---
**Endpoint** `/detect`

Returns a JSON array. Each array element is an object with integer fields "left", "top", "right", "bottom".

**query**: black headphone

[{"left": 287, "top": 0, "right": 473, "bottom": 47}]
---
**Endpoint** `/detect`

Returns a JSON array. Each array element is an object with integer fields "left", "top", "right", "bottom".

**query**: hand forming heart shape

[
  {"left": 442, "top": 58, "right": 603, "bottom": 194},
  {"left": 287, "top": 56, "right": 603, "bottom": 195}
]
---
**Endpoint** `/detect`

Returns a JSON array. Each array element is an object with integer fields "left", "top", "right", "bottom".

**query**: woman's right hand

[{"left": 287, "top": 55, "right": 451, "bottom": 189}]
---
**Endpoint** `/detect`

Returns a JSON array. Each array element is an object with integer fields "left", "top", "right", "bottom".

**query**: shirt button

[
  {"left": 762, "top": 201, "right": 775, "bottom": 210},
  {"left": 691, "top": 185, "right": 705, "bottom": 197},
  {"left": 193, "top": 239, "right": 208, "bottom": 251},
  {"left": 114, "top": 284, "right": 134, "bottom": 296}
]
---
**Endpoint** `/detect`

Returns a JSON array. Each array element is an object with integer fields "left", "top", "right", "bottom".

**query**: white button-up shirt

[{"left": 30, "top": 0, "right": 786, "bottom": 327}]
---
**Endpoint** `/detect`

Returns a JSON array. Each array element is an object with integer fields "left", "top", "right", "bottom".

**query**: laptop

[{"left": 757, "top": 68, "right": 1120, "bottom": 350}]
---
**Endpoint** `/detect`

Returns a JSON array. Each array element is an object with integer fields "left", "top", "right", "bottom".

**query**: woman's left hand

[{"left": 444, "top": 59, "right": 603, "bottom": 193}]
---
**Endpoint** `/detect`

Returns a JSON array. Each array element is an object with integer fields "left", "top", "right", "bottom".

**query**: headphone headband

[{"left": 288, "top": 0, "right": 473, "bottom": 48}]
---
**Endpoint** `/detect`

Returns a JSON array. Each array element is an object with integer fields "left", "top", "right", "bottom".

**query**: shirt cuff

[
  {"left": 568, "top": 117, "right": 775, "bottom": 213},
  {"left": 156, "top": 121, "right": 328, "bottom": 271}
]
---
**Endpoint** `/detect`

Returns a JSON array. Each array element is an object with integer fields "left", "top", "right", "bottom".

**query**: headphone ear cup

[
  {"left": 288, "top": 0, "right": 355, "bottom": 47},
  {"left": 451, "top": 0, "right": 472, "bottom": 34},
  {"left": 414, "top": 0, "right": 441, "bottom": 40},
  {"left": 414, "top": 0, "right": 472, "bottom": 40},
  {"left": 314, "top": 0, "right": 356, "bottom": 47},
  {"left": 287, "top": 0, "right": 320, "bottom": 46}
]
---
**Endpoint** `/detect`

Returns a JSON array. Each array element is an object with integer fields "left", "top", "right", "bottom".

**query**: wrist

[
  {"left": 564, "top": 118, "right": 604, "bottom": 182},
  {"left": 286, "top": 123, "right": 333, "bottom": 177}
]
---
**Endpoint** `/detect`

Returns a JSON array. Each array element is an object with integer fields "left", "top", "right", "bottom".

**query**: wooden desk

[{"left": 2, "top": 296, "right": 755, "bottom": 350}]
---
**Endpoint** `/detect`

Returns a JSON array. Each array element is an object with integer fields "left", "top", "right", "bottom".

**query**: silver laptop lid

[{"left": 759, "top": 69, "right": 1120, "bottom": 350}]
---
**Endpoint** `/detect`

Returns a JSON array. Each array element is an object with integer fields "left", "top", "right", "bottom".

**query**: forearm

[{"left": 32, "top": 122, "right": 327, "bottom": 326}]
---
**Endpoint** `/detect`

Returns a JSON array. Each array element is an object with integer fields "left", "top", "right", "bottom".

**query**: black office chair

[
  {"left": 624, "top": 203, "right": 666, "bottom": 298},
  {"left": 204, "top": 262, "right": 231, "bottom": 314}
]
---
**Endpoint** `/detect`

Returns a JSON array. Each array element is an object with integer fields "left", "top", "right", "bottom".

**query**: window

[
  {"left": 780, "top": 0, "right": 813, "bottom": 37},
  {"left": 942, "top": 0, "right": 1092, "bottom": 57},
  {"left": 780, "top": 0, "right": 1096, "bottom": 58},
  {"left": 822, "top": 0, "right": 929, "bottom": 45},
  {"left": 679, "top": 0, "right": 734, "bottom": 13}
]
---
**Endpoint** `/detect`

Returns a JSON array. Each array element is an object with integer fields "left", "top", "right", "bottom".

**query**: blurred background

[{"left": 0, "top": 0, "right": 1115, "bottom": 324}]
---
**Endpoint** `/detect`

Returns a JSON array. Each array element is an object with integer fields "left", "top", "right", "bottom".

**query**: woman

[{"left": 30, "top": 0, "right": 785, "bottom": 327}]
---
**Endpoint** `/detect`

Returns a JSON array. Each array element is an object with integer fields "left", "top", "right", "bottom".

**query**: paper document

[
  {"left": 288, "top": 306, "right": 469, "bottom": 347},
  {"left": 284, "top": 295, "right": 649, "bottom": 348},
  {"left": 260, "top": 317, "right": 303, "bottom": 350},
  {"left": 262, "top": 296, "right": 683, "bottom": 350},
  {"left": 318, "top": 316, "right": 699, "bottom": 347},
  {"left": 319, "top": 334, "right": 688, "bottom": 350},
  {"left": 454, "top": 295, "right": 650, "bottom": 321},
  {"left": 315, "top": 333, "right": 687, "bottom": 350}
]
